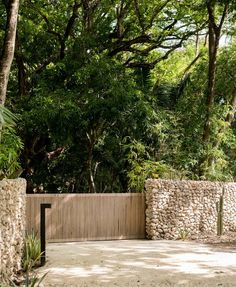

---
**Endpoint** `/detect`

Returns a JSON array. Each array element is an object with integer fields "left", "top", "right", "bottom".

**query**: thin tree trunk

[
  {"left": 199, "top": 1, "right": 228, "bottom": 175},
  {"left": 195, "top": 32, "right": 199, "bottom": 57},
  {"left": 88, "top": 147, "right": 96, "bottom": 193},
  {"left": 0, "top": 0, "right": 20, "bottom": 106},
  {"left": 15, "top": 33, "right": 28, "bottom": 97},
  {"left": 202, "top": 2, "right": 221, "bottom": 143},
  {"left": 86, "top": 131, "right": 96, "bottom": 193}
]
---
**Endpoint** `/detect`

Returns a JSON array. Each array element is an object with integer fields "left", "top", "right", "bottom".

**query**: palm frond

[{"left": 0, "top": 105, "right": 18, "bottom": 128}]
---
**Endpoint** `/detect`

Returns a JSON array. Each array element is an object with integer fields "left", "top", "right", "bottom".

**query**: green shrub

[
  {"left": 18, "top": 273, "right": 47, "bottom": 287},
  {"left": 0, "top": 106, "right": 23, "bottom": 179},
  {"left": 22, "top": 232, "right": 41, "bottom": 272},
  {"left": 178, "top": 228, "right": 190, "bottom": 240},
  {"left": 1, "top": 273, "right": 48, "bottom": 287}
]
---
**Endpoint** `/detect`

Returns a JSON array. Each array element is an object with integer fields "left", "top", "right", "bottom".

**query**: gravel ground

[{"left": 39, "top": 239, "right": 236, "bottom": 287}]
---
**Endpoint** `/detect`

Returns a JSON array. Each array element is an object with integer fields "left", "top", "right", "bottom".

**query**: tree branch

[
  {"left": 133, "top": 0, "right": 145, "bottom": 33},
  {"left": 60, "top": 0, "right": 81, "bottom": 59},
  {"left": 26, "top": 0, "right": 81, "bottom": 76},
  {"left": 207, "top": 1, "right": 218, "bottom": 35},
  {"left": 125, "top": 40, "right": 184, "bottom": 69},
  {"left": 218, "top": 2, "right": 229, "bottom": 32},
  {"left": 148, "top": 0, "right": 172, "bottom": 29},
  {"left": 31, "top": 54, "right": 59, "bottom": 75}
]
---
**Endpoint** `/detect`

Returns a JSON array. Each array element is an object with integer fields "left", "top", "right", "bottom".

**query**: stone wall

[
  {"left": 145, "top": 179, "right": 236, "bottom": 240},
  {"left": 0, "top": 178, "right": 26, "bottom": 283}
]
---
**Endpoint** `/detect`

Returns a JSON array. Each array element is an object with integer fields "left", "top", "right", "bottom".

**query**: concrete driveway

[{"left": 39, "top": 240, "right": 236, "bottom": 287}]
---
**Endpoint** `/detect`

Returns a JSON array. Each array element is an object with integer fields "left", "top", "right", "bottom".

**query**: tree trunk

[
  {"left": 200, "top": 1, "right": 228, "bottom": 175},
  {"left": 202, "top": 2, "right": 221, "bottom": 143},
  {"left": 88, "top": 146, "right": 96, "bottom": 193},
  {"left": 0, "top": 0, "right": 20, "bottom": 106},
  {"left": 15, "top": 33, "right": 28, "bottom": 97},
  {"left": 86, "top": 131, "right": 96, "bottom": 193}
]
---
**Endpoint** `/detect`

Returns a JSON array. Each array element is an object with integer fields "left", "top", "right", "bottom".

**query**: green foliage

[
  {"left": 2, "top": 0, "right": 236, "bottom": 192},
  {"left": 22, "top": 232, "right": 41, "bottom": 272},
  {"left": 19, "top": 233, "right": 47, "bottom": 287},
  {"left": 0, "top": 106, "right": 23, "bottom": 179},
  {"left": 0, "top": 273, "right": 47, "bottom": 287},
  {"left": 126, "top": 134, "right": 187, "bottom": 192},
  {"left": 128, "top": 159, "right": 185, "bottom": 192},
  {"left": 16, "top": 42, "right": 236, "bottom": 191},
  {"left": 9, "top": 273, "right": 47, "bottom": 287},
  {"left": 173, "top": 44, "right": 236, "bottom": 181},
  {"left": 0, "top": 233, "right": 45, "bottom": 287},
  {"left": 178, "top": 228, "right": 191, "bottom": 240},
  {"left": 22, "top": 273, "right": 47, "bottom": 287},
  {"left": 18, "top": 56, "right": 145, "bottom": 192}
]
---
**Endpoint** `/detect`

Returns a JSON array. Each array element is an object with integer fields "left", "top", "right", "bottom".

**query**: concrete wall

[
  {"left": 145, "top": 179, "right": 236, "bottom": 239},
  {"left": 0, "top": 178, "right": 26, "bottom": 283}
]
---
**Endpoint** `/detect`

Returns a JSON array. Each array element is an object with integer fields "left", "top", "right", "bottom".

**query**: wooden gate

[{"left": 26, "top": 193, "right": 146, "bottom": 242}]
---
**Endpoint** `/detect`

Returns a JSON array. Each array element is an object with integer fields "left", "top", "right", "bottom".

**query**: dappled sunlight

[
  {"left": 39, "top": 240, "right": 236, "bottom": 286},
  {"left": 157, "top": 246, "right": 236, "bottom": 275},
  {"left": 45, "top": 265, "right": 112, "bottom": 278},
  {"left": 106, "top": 259, "right": 159, "bottom": 270}
]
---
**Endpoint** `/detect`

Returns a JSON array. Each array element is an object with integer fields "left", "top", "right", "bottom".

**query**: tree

[
  {"left": 0, "top": 0, "right": 22, "bottom": 179},
  {"left": 10, "top": 0, "right": 206, "bottom": 99},
  {"left": 202, "top": 0, "right": 235, "bottom": 173},
  {"left": 2, "top": 0, "right": 236, "bottom": 191},
  {"left": 0, "top": 0, "right": 19, "bottom": 106},
  {"left": 203, "top": 0, "right": 229, "bottom": 143}
]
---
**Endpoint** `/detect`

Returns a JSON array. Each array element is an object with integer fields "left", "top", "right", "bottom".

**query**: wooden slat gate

[{"left": 26, "top": 193, "right": 146, "bottom": 242}]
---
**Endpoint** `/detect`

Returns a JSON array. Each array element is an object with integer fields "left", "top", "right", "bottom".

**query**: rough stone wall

[
  {"left": 0, "top": 178, "right": 26, "bottom": 283},
  {"left": 145, "top": 179, "right": 236, "bottom": 240}
]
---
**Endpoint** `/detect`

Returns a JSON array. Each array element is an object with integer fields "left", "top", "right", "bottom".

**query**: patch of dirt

[{"left": 192, "top": 232, "right": 236, "bottom": 248}]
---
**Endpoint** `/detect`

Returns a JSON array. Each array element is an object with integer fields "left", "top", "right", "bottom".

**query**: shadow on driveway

[{"left": 40, "top": 240, "right": 236, "bottom": 287}]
